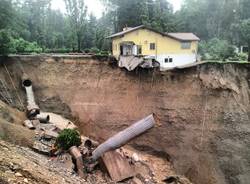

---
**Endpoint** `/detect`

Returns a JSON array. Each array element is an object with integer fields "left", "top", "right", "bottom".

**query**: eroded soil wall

[{"left": 0, "top": 56, "right": 250, "bottom": 184}]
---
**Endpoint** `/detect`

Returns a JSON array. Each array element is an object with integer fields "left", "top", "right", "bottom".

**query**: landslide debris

[{"left": 0, "top": 140, "right": 87, "bottom": 184}]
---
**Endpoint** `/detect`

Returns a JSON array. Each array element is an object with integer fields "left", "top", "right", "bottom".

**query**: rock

[
  {"left": 24, "top": 178, "right": 29, "bottom": 183},
  {"left": 10, "top": 163, "right": 20, "bottom": 171},
  {"left": 5, "top": 170, "right": 14, "bottom": 175},
  {"left": 145, "top": 178, "right": 149, "bottom": 182},
  {"left": 31, "top": 119, "right": 40, "bottom": 127},
  {"left": 43, "top": 130, "right": 59, "bottom": 140},
  {"left": 32, "top": 141, "right": 51, "bottom": 155},
  {"left": 132, "top": 153, "right": 140, "bottom": 162},
  {"left": 131, "top": 177, "right": 143, "bottom": 184},
  {"left": 15, "top": 172, "right": 23, "bottom": 177}
]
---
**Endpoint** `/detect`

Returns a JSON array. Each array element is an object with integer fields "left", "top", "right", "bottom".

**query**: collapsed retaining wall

[{"left": 0, "top": 55, "right": 250, "bottom": 184}]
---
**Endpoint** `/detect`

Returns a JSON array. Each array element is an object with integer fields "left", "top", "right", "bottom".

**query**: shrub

[
  {"left": 227, "top": 52, "right": 248, "bottom": 61},
  {"left": 84, "top": 48, "right": 90, "bottom": 53},
  {"left": 12, "top": 38, "right": 42, "bottom": 54},
  {"left": 44, "top": 48, "right": 71, "bottom": 53},
  {"left": 199, "top": 38, "right": 237, "bottom": 61},
  {"left": 100, "top": 50, "right": 110, "bottom": 55},
  {"left": 89, "top": 47, "right": 100, "bottom": 54},
  {"left": 56, "top": 129, "right": 81, "bottom": 150}
]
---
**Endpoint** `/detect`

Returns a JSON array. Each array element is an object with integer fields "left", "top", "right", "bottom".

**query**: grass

[{"left": 206, "top": 60, "right": 249, "bottom": 64}]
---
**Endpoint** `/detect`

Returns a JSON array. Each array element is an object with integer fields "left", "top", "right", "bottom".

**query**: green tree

[
  {"left": 0, "top": 29, "right": 13, "bottom": 55},
  {"left": 83, "top": 14, "right": 98, "bottom": 49},
  {"left": 64, "top": 0, "right": 87, "bottom": 52},
  {"left": 0, "top": 0, "right": 14, "bottom": 29},
  {"left": 199, "top": 38, "right": 236, "bottom": 61},
  {"left": 239, "top": 19, "right": 250, "bottom": 61},
  {"left": 102, "top": 0, "right": 175, "bottom": 32}
]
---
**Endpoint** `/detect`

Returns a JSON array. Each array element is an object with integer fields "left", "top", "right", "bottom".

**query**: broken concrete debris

[
  {"left": 100, "top": 150, "right": 135, "bottom": 182},
  {"left": 43, "top": 130, "right": 59, "bottom": 140},
  {"left": 23, "top": 120, "right": 35, "bottom": 130},
  {"left": 31, "top": 119, "right": 40, "bottom": 127},
  {"left": 163, "top": 175, "right": 193, "bottom": 184}
]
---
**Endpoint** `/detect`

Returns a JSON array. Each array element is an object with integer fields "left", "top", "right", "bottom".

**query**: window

[
  {"left": 137, "top": 45, "right": 142, "bottom": 55},
  {"left": 181, "top": 42, "right": 191, "bottom": 49},
  {"left": 150, "top": 43, "right": 156, "bottom": 50},
  {"left": 165, "top": 58, "right": 173, "bottom": 63}
]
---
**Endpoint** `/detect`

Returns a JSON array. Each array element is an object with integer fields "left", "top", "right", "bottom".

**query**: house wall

[{"left": 112, "top": 28, "right": 198, "bottom": 68}]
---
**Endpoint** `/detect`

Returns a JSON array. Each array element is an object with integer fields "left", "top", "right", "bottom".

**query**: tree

[
  {"left": 64, "top": 0, "right": 87, "bottom": 52},
  {"left": 0, "top": 30, "right": 13, "bottom": 55},
  {"left": 199, "top": 38, "right": 236, "bottom": 61},
  {"left": 0, "top": 0, "right": 14, "bottom": 29},
  {"left": 101, "top": 0, "right": 175, "bottom": 32},
  {"left": 239, "top": 19, "right": 250, "bottom": 61},
  {"left": 83, "top": 14, "right": 97, "bottom": 49}
]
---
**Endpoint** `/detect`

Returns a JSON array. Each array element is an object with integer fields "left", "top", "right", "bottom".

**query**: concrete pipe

[
  {"left": 36, "top": 114, "right": 50, "bottom": 123},
  {"left": 22, "top": 74, "right": 40, "bottom": 118},
  {"left": 23, "top": 120, "right": 35, "bottom": 130},
  {"left": 81, "top": 136, "right": 99, "bottom": 149},
  {"left": 91, "top": 114, "right": 157, "bottom": 161},
  {"left": 69, "top": 146, "right": 86, "bottom": 178}
]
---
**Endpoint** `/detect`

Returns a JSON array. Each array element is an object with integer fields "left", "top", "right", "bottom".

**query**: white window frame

[{"left": 181, "top": 42, "right": 191, "bottom": 49}]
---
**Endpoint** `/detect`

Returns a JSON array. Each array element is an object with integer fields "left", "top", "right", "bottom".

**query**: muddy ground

[{"left": 0, "top": 55, "right": 250, "bottom": 184}]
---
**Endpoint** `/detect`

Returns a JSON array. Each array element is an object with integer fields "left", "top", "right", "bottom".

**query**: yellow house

[{"left": 108, "top": 25, "right": 200, "bottom": 70}]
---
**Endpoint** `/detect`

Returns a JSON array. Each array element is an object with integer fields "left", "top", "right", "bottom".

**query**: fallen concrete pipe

[
  {"left": 69, "top": 146, "right": 86, "bottom": 178},
  {"left": 91, "top": 114, "right": 157, "bottom": 161},
  {"left": 22, "top": 74, "right": 40, "bottom": 118},
  {"left": 22, "top": 74, "right": 32, "bottom": 88},
  {"left": 36, "top": 114, "right": 50, "bottom": 123},
  {"left": 81, "top": 136, "right": 99, "bottom": 149}
]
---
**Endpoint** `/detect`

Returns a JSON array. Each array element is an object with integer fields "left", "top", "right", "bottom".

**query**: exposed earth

[{"left": 0, "top": 55, "right": 250, "bottom": 184}]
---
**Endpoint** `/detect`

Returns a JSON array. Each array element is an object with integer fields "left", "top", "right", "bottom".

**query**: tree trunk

[{"left": 77, "top": 32, "right": 81, "bottom": 53}]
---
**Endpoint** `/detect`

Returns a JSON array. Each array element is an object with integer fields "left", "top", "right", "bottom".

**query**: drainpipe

[
  {"left": 36, "top": 114, "right": 50, "bottom": 123},
  {"left": 22, "top": 74, "right": 40, "bottom": 118},
  {"left": 91, "top": 114, "right": 157, "bottom": 161}
]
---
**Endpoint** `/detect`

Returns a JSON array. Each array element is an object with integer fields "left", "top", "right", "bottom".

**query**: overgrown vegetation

[
  {"left": 0, "top": 0, "right": 250, "bottom": 61},
  {"left": 56, "top": 129, "right": 81, "bottom": 150}
]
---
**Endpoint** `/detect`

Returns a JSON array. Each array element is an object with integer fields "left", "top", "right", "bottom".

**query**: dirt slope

[
  {"left": 0, "top": 55, "right": 250, "bottom": 184},
  {"left": 0, "top": 140, "right": 89, "bottom": 184}
]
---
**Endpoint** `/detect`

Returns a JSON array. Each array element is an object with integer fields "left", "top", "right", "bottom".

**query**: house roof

[
  {"left": 167, "top": 33, "right": 200, "bottom": 41},
  {"left": 107, "top": 25, "right": 200, "bottom": 41},
  {"left": 107, "top": 25, "right": 145, "bottom": 38}
]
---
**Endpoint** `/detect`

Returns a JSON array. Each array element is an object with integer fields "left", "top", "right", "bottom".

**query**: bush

[
  {"left": 89, "top": 47, "right": 100, "bottom": 54},
  {"left": 12, "top": 38, "right": 42, "bottom": 54},
  {"left": 199, "top": 38, "right": 237, "bottom": 61},
  {"left": 44, "top": 48, "right": 71, "bottom": 53},
  {"left": 227, "top": 52, "right": 248, "bottom": 61},
  {"left": 56, "top": 129, "right": 81, "bottom": 150},
  {"left": 84, "top": 48, "right": 90, "bottom": 53}
]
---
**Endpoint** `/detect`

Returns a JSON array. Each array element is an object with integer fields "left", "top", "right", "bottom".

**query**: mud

[{"left": 0, "top": 56, "right": 250, "bottom": 184}]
